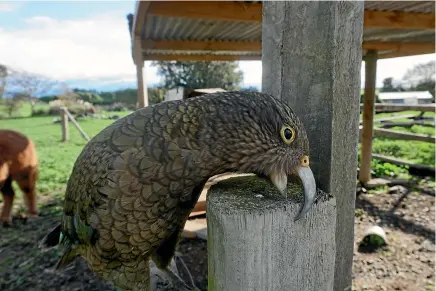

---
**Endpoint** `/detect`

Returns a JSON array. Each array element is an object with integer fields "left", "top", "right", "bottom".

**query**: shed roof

[
  {"left": 128, "top": 1, "right": 435, "bottom": 62},
  {"left": 378, "top": 91, "right": 434, "bottom": 100}
]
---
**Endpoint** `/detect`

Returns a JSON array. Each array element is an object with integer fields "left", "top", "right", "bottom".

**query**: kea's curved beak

[{"left": 269, "top": 155, "right": 316, "bottom": 221}]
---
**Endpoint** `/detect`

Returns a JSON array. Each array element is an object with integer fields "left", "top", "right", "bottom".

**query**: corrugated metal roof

[
  {"left": 144, "top": 16, "right": 261, "bottom": 41},
  {"left": 131, "top": 1, "right": 435, "bottom": 60},
  {"left": 364, "top": 1, "right": 434, "bottom": 13}
]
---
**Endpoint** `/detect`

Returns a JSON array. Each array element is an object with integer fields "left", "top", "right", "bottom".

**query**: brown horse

[{"left": 0, "top": 129, "right": 39, "bottom": 227}]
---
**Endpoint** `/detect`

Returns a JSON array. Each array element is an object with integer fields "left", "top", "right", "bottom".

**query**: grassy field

[{"left": 0, "top": 110, "right": 132, "bottom": 205}]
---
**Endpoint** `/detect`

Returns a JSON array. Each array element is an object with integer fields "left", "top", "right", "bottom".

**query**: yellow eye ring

[{"left": 280, "top": 125, "right": 295, "bottom": 144}]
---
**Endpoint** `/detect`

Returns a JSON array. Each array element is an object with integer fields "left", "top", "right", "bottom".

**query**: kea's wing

[{"left": 61, "top": 103, "right": 205, "bottom": 261}]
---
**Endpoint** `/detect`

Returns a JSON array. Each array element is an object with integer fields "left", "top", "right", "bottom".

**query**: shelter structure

[
  {"left": 127, "top": 1, "right": 435, "bottom": 183},
  {"left": 128, "top": 1, "right": 435, "bottom": 290}
]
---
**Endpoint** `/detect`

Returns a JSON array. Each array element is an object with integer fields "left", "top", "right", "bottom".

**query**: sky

[{"left": 0, "top": 1, "right": 435, "bottom": 92}]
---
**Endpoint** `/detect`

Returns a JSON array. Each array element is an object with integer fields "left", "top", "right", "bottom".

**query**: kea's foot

[{"left": 163, "top": 267, "right": 199, "bottom": 291}]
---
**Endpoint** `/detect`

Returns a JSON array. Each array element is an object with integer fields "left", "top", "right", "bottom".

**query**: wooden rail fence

[{"left": 359, "top": 103, "right": 435, "bottom": 177}]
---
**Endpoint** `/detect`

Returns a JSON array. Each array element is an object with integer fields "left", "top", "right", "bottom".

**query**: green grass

[{"left": 0, "top": 112, "right": 131, "bottom": 202}]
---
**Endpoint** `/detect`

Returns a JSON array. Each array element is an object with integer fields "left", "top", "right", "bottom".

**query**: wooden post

[
  {"left": 61, "top": 107, "right": 90, "bottom": 142},
  {"left": 134, "top": 37, "right": 149, "bottom": 108},
  {"left": 60, "top": 108, "right": 69, "bottom": 142},
  {"left": 207, "top": 176, "right": 336, "bottom": 291},
  {"left": 359, "top": 50, "right": 378, "bottom": 183},
  {"left": 262, "top": 2, "right": 364, "bottom": 291}
]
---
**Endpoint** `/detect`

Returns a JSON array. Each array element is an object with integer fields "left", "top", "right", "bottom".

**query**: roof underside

[{"left": 129, "top": 1, "right": 435, "bottom": 62}]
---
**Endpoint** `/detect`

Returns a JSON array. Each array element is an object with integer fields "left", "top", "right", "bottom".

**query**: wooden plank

[
  {"left": 378, "top": 49, "right": 435, "bottom": 59},
  {"left": 364, "top": 10, "right": 435, "bottom": 30},
  {"left": 374, "top": 128, "right": 435, "bottom": 143},
  {"left": 362, "top": 41, "right": 435, "bottom": 52},
  {"left": 358, "top": 126, "right": 435, "bottom": 143},
  {"left": 147, "top": 1, "right": 262, "bottom": 22},
  {"left": 379, "top": 120, "right": 435, "bottom": 129},
  {"left": 372, "top": 154, "right": 435, "bottom": 172},
  {"left": 132, "top": 1, "right": 151, "bottom": 38},
  {"left": 359, "top": 50, "right": 377, "bottom": 183},
  {"left": 143, "top": 40, "right": 261, "bottom": 52},
  {"left": 143, "top": 54, "right": 261, "bottom": 61},
  {"left": 359, "top": 114, "right": 417, "bottom": 124},
  {"left": 360, "top": 103, "right": 436, "bottom": 112},
  {"left": 262, "top": 2, "right": 364, "bottom": 291},
  {"left": 143, "top": 40, "right": 434, "bottom": 56}
]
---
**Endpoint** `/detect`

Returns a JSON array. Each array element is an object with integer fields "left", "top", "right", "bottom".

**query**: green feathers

[{"left": 39, "top": 215, "right": 99, "bottom": 270}]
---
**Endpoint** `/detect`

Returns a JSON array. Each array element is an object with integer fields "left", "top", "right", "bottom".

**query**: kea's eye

[{"left": 280, "top": 125, "right": 295, "bottom": 144}]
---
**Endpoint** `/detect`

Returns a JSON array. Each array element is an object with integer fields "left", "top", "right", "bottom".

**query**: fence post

[
  {"left": 60, "top": 107, "right": 69, "bottom": 142},
  {"left": 207, "top": 176, "right": 336, "bottom": 291}
]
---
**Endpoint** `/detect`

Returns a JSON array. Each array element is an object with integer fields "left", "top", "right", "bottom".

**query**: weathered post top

[{"left": 207, "top": 175, "right": 336, "bottom": 291}]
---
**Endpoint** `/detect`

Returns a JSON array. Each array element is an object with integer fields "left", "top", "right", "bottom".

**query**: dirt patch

[{"left": 0, "top": 181, "right": 434, "bottom": 291}]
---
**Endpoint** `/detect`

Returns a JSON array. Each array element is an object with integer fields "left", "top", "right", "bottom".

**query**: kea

[{"left": 39, "top": 91, "right": 317, "bottom": 291}]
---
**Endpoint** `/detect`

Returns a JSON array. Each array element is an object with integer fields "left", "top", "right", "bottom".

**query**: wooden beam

[
  {"left": 143, "top": 40, "right": 262, "bottom": 52},
  {"left": 359, "top": 126, "right": 435, "bottom": 143},
  {"left": 360, "top": 103, "right": 436, "bottom": 112},
  {"left": 378, "top": 50, "right": 436, "bottom": 59},
  {"left": 147, "top": 1, "right": 262, "bottom": 22},
  {"left": 372, "top": 154, "right": 436, "bottom": 173},
  {"left": 363, "top": 41, "right": 435, "bottom": 54},
  {"left": 132, "top": 1, "right": 151, "bottom": 38},
  {"left": 364, "top": 10, "right": 435, "bottom": 30},
  {"left": 143, "top": 54, "right": 261, "bottom": 61},
  {"left": 143, "top": 1, "right": 434, "bottom": 30},
  {"left": 360, "top": 50, "right": 377, "bottom": 183},
  {"left": 144, "top": 40, "right": 434, "bottom": 56}
]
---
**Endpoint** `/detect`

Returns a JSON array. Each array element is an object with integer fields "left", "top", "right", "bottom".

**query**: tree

[
  {"left": 380, "top": 77, "right": 405, "bottom": 93},
  {"left": 2, "top": 93, "right": 25, "bottom": 117},
  {"left": 402, "top": 60, "right": 435, "bottom": 98},
  {"left": 151, "top": 61, "right": 243, "bottom": 91},
  {"left": 380, "top": 77, "right": 395, "bottom": 92},
  {"left": 5, "top": 67, "right": 57, "bottom": 115}
]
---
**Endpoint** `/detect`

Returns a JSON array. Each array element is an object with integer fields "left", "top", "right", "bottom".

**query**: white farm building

[{"left": 378, "top": 91, "right": 434, "bottom": 105}]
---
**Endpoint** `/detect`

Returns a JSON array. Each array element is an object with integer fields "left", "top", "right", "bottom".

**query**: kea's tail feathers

[
  {"left": 39, "top": 223, "right": 62, "bottom": 249},
  {"left": 38, "top": 223, "right": 77, "bottom": 270}
]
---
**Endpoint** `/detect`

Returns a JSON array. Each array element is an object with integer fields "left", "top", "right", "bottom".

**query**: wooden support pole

[
  {"left": 134, "top": 37, "right": 149, "bottom": 108},
  {"left": 60, "top": 108, "right": 69, "bottom": 142},
  {"left": 262, "top": 2, "right": 364, "bottom": 291},
  {"left": 359, "top": 50, "right": 378, "bottom": 183},
  {"left": 207, "top": 176, "right": 336, "bottom": 291}
]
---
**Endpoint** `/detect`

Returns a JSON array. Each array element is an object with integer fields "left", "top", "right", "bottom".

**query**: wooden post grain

[
  {"left": 60, "top": 108, "right": 69, "bottom": 142},
  {"left": 207, "top": 176, "right": 336, "bottom": 291},
  {"left": 262, "top": 2, "right": 364, "bottom": 291},
  {"left": 359, "top": 50, "right": 378, "bottom": 183}
]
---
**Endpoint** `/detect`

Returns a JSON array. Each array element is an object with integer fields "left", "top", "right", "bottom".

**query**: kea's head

[{"left": 196, "top": 91, "right": 317, "bottom": 221}]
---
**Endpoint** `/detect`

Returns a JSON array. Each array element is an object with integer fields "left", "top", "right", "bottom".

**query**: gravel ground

[{"left": 0, "top": 180, "right": 434, "bottom": 291}]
